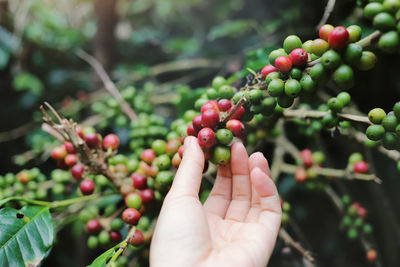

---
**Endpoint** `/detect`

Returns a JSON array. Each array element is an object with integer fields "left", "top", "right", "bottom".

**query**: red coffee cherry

[
  {"left": 110, "top": 231, "right": 122, "bottom": 242},
  {"left": 295, "top": 167, "right": 307, "bottom": 183},
  {"left": 122, "top": 208, "right": 141, "bottom": 225},
  {"left": 140, "top": 189, "right": 155, "bottom": 204},
  {"left": 354, "top": 161, "right": 369, "bottom": 173},
  {"left": 64, "top": 141, "right": 76, "bottom": 153},
  {"left": 172, "top": 153, "right": 182, "bottom": 167},
  {"left": 197, "top": 128, "right": 216, "bottom": 148},
  {"left": 192, "top": 115, "right": 203, "bottom": 132},
  {"left": 366, "top": 249, "right": 377, "bottom": 262},
  {"left": 301, "top": 149, "right": 314, "bottom": 168},
  {"left": 131, "top": 173, "right": 147, "bottom": 190},
  {"left": 357, "top": 207, "right": 368, "bottom": 218},
  {"left": 64, "top": 154, "right": 78, "bottom": 166},
  {"left": 328, "top": 26, "right": 349, "bottom": 50},
  {"left": 51, "top": 145, "right": 67, "bottom": 160},
  {"left": 289, "top": 48, "right": 308, "bottom": 68},
  {"left": 200, "top": 100, "right": 219, "bottom": 113},
  {"left": 201, "top": 109, "right": 220, "bottom": 128},
  {"left": 227, "top": 106, "right": 245, "bottom": 120},
  {"left": 217, "top": 99, "right": 232, "bottom": 112},
  {"left": 178, "top": 146, "right": 184, "bottom": 158},
  {"left": 71, "top": 164, "right": 85, "bottom": 180},
  {"left": 261, "top": 64, "right": 278, "bottom": 78},
  {"left": 86, "top": 219, "right": 102, "bottom": 234},
  {"left": 57, "top": 160, "right": 69, "bottom": 170},
  {"left": 76, "top": 125, "right": 84, "bottom": 138},
  {"left": 84, "top": 132, "right": 100, "bottom": 148},
  {"left": 141, "top": 149, "right": 156, "bottom": 164},
  {"left": 80, "top": 179, "right": 95, "bottom": 195},
  {"left": 103, "top": 134, "right": 119, "bottom": 150},
  {"left": 130, "top": 230, "right": 144, "bottom": 246},
  {"left": 187, "top": 124, "right": 197, "bottom": 136},
  {"left": 226, "top": 119, "right": 245, "bottom": 137},
  {"left": 319, "top": 24, "right": 334, "bottom": 41},
  {"left": 274, "top": 56, "right": 293, "bottom": 73}
]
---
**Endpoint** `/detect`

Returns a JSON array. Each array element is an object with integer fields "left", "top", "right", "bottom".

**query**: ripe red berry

[
  {"left": 76, "top": 125, "right": 84, "bottom": 138},
  {"left": 71, "top": 164, "right": 85, "bottom": 180},
  {"left": 357, "top": 207, "right": 368, "bottom": 218},
  {"left": 201, "top": 101, "right": 219, "bottom": 113},
  {"left": 131, "top": 173, "right": 147, "bottom": 190},
  {"left": 172, "top": 153, "right": 182, "bottom": 168},
  {"left": 197, "top": 128, "right": 216, "bottom": 148},
  {"left": 217, "top": 99, "right": 232, "bottom": 112},
  {"left": 187, "top": 124, "right": 197, "bottom": 136},
  {"left": 274, "top": 56, "right": 292, "bottom": 73},
  {"left": 140, "top": 189, "right": 155, "bottom": 203},
  {"left": 51, "top": 145, "right": 67, "bottom": 160},
  {"left": 84, "top": 132, "right": 100, "bottom": 148},
  {"left": 226, "top": 119, "right": 245, "bottom": 138},
  {"left": 80, "top": 179, "right": 95, "bottom": 195},
  {"left": 122, "top": 208, "right": 141, "bottom": 225},
  {"left": 366, "top": 249, "right": 377, "bottom": 262},
  {"left": 130, "top": 230, "right": 144, "bottom": 246},
  {"left": 192, "top": 115, "right": 203, "bottom": 132},
  {"left": 301, "top": 149, "right": 314, "bottom": 168},
  {"left": 261, "top": 64, "right": 278, "bottom": 78},
  {"left": 110, "top": 231, "right": 122, "bottom": 242},
  {"left": 289, "top": 48, "right": 308, "bottom": 68},
  {"left": 86, "top": 219, "right": 101, "bottom": 234},
  {"left": 57, "top": 160, "right": 69, "bottom": 170},
  {"left": 295, "top": 167, "right": 307, "bottom": 183},
  {"left": 17, "top": 171, "right": 30, "bottom": 184},
  {"left": 178, "top": 146, "right": 184, "bottom": 158},
  {"left": 64, "top": 141, "right": 76, "bottom": 153},
  {"left": 201, "top": 109, "right": 220, "bottom": 128},
  {"left": 64, "top": 153, "right": 78, "bottom": 166},
  {"left": 141, "top": 149, "right": 156, "bottom": 164},
  {"left": 227, "top": 106, "right": 245, "bottom": 120},
  {"left": 354, "top": 161, "right": 368, "bottom": 173},
  {"left": 319, "top": 24, "right": 334, "bottom": 41},
  {"left": 328, "top": 26, "right": 349, "bottom": 50},
  {"left": 103, "top": 134, "right": 119, "bottom": 150}
]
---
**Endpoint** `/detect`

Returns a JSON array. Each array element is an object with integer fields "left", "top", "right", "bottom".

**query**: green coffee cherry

[
  {"left": 321, "top": 50, "right": 341, "bottom": 70},
  {"left": 364, "top": 3, "right": 384, "bottom": 19},
  {"left": 347, "top": 25, "right": 362, "bottom": 42},
  {"left": 267, "top": 79, "right": 284, "bottom": 97},
  {"left": 218, "top": 85, "right": 235, "bottom": 99},
  {"left": 268, "top": 49, "right": 288, "bottom": 65},
  {"left": 337, "top": 92, "right": 351, "bottom": 106},
  {"left": 283, "top": 35, "right": 302, "bottom": 53},
  {"left": 216, "top": 129, "right": 233, "bottom": 145},
  {"left": 290, "top": 68, "right": 302, "bottom": 80},
  {"left": 277, "top": 95, "right": 294, "bottom": 108},
  {"left": 248, "top": 89, "right": 263, "bottom": 103},
  {"left": 382, "top": 132, "right": 399, "bottom": 150},
  {"left": 206, "top": 88, "right": 218, "bottom": 99},
  {"left": 322, "top": 113, "right": 339, "bottom": 128},
  {"left": 393, "top": 102, "right": 400, "bottom": 119},
  {"left": 333, "top": 65, "right": 354, "bottom": 90},
  {"left": 383, "top": 0, "right": 400, "bottom": 14},
  {"left": 357, "top": 51, "right": 377, "bottom": 71},
  {"left": 302, "top": 40, "right": 313, "bottom": 53},
  {"left": 344, "top": 43, "right": 363, "bottom": 65},
  {"left": 87, "top": 236, "right": 99, "bottom": 249},
  {"left": 366, "top": 124, "right": 385, "bottom": 141},
  {"left": 373, "top": 12, "right": 396, "bottom": 31},
  {"left": 211, "top": 146, "right": 231, "bottom": 165},
  {"left": 156, "top": 171, "right": 173, "bottom": 186},
  {"left": 382, "top": 113, "right": 398, "bottom": 131},
  {"left": 212, "top": 76, "right": 227, "bottom": 89},
  {"left": 368, "top": 108, "right": 386, "bottom": 124},
  {"left": 378, "top": 31, "right": 400, "bottom": 53},
  {"left": 152, "top": 139, "right": 167, "bottom": 155},
  {"left": 155, "top": 155, "right": 171, "bottom": 170},
  {"left": 265, "top": 72, "right": 280, "bottom": 83},
  {"left": 261, "top": 97, "right": 277, "bottom": 116},
  {"left": 300, "top": 74, "right": 316, "bottom": 94},
  {"left": 284, "top": 79, "right": 302, "bottom": 98},
  {"left": 98, "top": 230, "right": 110, "bottom": 245},
  {"left": 309, "top": 63, "right": 327, "bottom": 83},
  {"left": 328, "top": 98, "right": 344, "bottom": 113}
]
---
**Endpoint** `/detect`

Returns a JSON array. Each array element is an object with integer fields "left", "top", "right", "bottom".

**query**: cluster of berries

[
  {"left": 294, "top": 149, "right": 325, "bottom": 183},
  {"left": 348, "top": 153, "right": 370, "bottom": 174}
]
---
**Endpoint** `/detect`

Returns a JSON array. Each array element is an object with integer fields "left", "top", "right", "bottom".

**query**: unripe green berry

[
  {"left": 309, "top": 63, "right": 327, "bottom": 82},
  {"left": 261, "top": 97, "right": 277, "bottom": 116},
  {"left": 212, "top": 76, "right": 227, "bottom": 89},
  {"left": 378, "top": 31, "right": 400, "bottom": 53},
  {"left": 328, "top": 98, "right": 344, "bottom": 113},
  {"left": 268, "top": 49, "right": 288, "bottom": 66},
  {"left": 337, "top": 92, "right": 351, "bottom": 106},
  {"left": 248, "top": 89, "right": 263, "bottom": 103},
  {"left": 321, "top": 50, "right": 341, "bottom": 70},
  {"left": 363, "top": 223, "right": 373, "bottom": 234},
  {"left": 364, "top": 3, "right": 384, "bottom": 19},
  {"left": 347, "top": 228, "right": 358, "bottom": 239},
  {"left": 347, "top": 25, "right": 362, "bottom": 42},
  {"left": 366, "top": 124, "right": 386, "bottom": 141},
  {"left": 333, "top": 64, "right": 354, "bottom": 90},
  {"left": 206, "top": 88, "right": 218, "bottom": 99},
  {"left": 283, "top": 35, "right": 302, "bottom": 53},
  {"left": 344, "top": 43, "right": 363, "bottom": 65},
  {"left": 368, "top": 108, "right": 386, "bottom": 124},
  {"left": 357, "top": 51, "right": 377, "bottom": 71},
  {"left": 373, "top": 12, "right": 396, "bottom": 31},
  {"left": 382, "top": 132, "right": 399, "bottom": 150},
  {"left": 277, "top": 95, "right": 294, "bottom": 108},
  {"left": 98, "top": 230, "right": 110, "bottom": 245},
  {"left": 290, "top": 68, "right": 302, "bottom": 80},
  {"left": 218, "top": 85, "right": 235, "bottom": 99},
  {"left": 216, "top": 129, "right": 233, "bottom": 145},
  {"left": 87, "top": 236, "right": 99, "bottom": 249},
  {"left": 382, "top": 114, "right": 398, "bottom": 132},
  {"left": 284, "top": 79, "right": 302, "bottom": 98},
  {"left": 322, "top": 113, "right": 339, "bottom": 128},
  {"left": 110, "top": 218, "right": 124, "bottom": 231},
  {"left": 211, "top": 146, "right": 231, "bottom": 165},
  {"left": 267, "top": 79, "right": 284, "bottom": 97},
  {"left": 300, "top": 74, "right": 316, "bottom": 94}
]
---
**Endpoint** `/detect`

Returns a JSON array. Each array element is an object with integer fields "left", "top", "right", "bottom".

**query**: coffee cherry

[
  {"left": 103, "top": 134, "right": 119, "bottom": 150},
  {"left": 383, "top": 0, "right": 400, "bottom": 14},
  {"left": 248, "top": 89, "right": 263, "bottom": 103},
  {"left": 84, "top": 133, "right": 100, "bottom": 148},
  {"left": 321, "top": 50, "right": 341, "bottom": 70},
  {"left": 328, "top": 98, "right": 344, "bottom": 113},
  {"left": 348, "top": 152, "right": 363, "bottom": 165},
  {"left": 311, "top": 39, "right": 329, "bottom": 56},
  {"left": 200, "top": 100, "right": 219, "bottom": 113},
  {"left": 302, "top": 40, "right": 313, "bottom": 53},
  {"left": 192, "top": 115, "right": 203, "bottom": 132},
  {"left": 211, "top": 146, "right": 231, "bottom": 165},
  {"left": 284, "top": 79, "right": 302, "bottom": 98},
  {"left": 277, "top": 95, "right": 294, "bottom": 108},
  {"left": 382, "top": 132, "right": 399, "bottom": 150},
  {"left": 122, "top": 208, "right": 141, "bottom": 225},
  {"left": 226, "top": 119, "right": 245, "bottom": 137},
  {"left": 347, "top": 25, "right": 362, "bottom": 43},
  {"left": 80, "top": 179, "right": 95, "bottom": 195},
  {"left": 227, "top": 106, "right": 245, "bottom": 120},
  {"left": 366, "top": 249, "right": 377, "bottom": 262},
  {"left": 283, "top": 35, "right": 302, "bottom": 53},
  {"left": 217, "top": 99, "right": 232, "bottom": 112},
  {"left": 265, "top": 72, "right": 280, "bottom": 83},
  {"left": 309, "top": 63, "right": 327, "bottom": 83},
  {"left": 333, "top": 64, "right": 354, "bottom": 89},
  {"left": 216, "top": 129, "right": 233, "bottom": 145},
  {"left": 64, "top": 154, "right": 78, "bottom": 166},
  {"left": 344, "top": 43, "right": 362, "bottom": 65},
  {"left": 206, "top": 88, "right": 218, "bottom": 99},
  {"left": 364, "top": 3, "right": 383, "bottom": 19},
  {"left": 322, "top": 113, "right": 339, "bottom": 128},
  {"left": 368, "top": 108, "right": 386, "bottom": 124},
  {"left": 301, "top": 149, "right": 313, "bottom": 168},
  {"left": 268, "top": 49, "right": 288, "bottom": 66},
  {"left": 51, "top": 145, "right": 67, "bottom": 160},
  {"left": 172, "top": 153, "right": 182, "bottom": 167},
  {"left": 110, "top": 231, "right": 122, "bottom": 242},
  {"left": 71, "top": 164, "right": 85, "bottom": 180},
  {"left": 261, "top": 65, "right": 277, "bottom": 78},
  {"left": 337, "top": 92, "right": 351, "bottom": 106},
  {"left": 378, "top": 31, "right": 400, "bottom": 53},
  {"left": 289, "top": 48, "right": 308, "bottom": 68},
  {"left": 366, "top": 125, "right": 385, "bottom": 141},
  {"left": 212, "top": 76, "right": 227, "bottom": 89},
  {"left": 152, "top": 139, "right": 167, "bottom": 155},
  {"left": 218, "top": 85, "right": 234, "bottom": 99},
  {"left": 130, "top": 230, "right": 144, "bottom": 246},
  {"left": 156, "top": 171, "right": 174, "bottom": 186},
  {"left": 357, "top": 51, "right": 377, "bottom": 71},
  {"left": 155, "top": 154, "right": 171, "bottom": 170},
  {"left": 87, "top": 236, "right": 98, "bottom": 249},
  {"left": 201, "top": 109, "right": 220, "bottom": 128},
  {"left": 354, "top": 161, "right": 369, "bottom": 173},
  {"left": 290, "top": 68, "right": 302, "bottom": 80},
  {"left": 197, "top": 128, "right": 216, "bottom": 149},
  {"left": 187, "top": 124, "right": 197, "bottom": 136},
  {"left": 141, "top": 149, "right": 156, "bottom": 164},
  {"left": 131, "top": 173, "right": 147, "bottom": 190},
  {"left": 393, "top": 102, "right": 400, "bottom": 119},
  {"left": 110, "top": 218, "right": 124, "bottom": 231},
  {"left": 125, "top": 193, "right": 142, "bottom": 210},
  {"left": 98, "top": 230, "right": 110, "bottom": 245},
  {"left": 328, "top": 26, "right": 349, "bottom": 50},
  {"left": 319, "top": 24, "right": 334, "bottom": 41},
  {"left": 295, "top": 167, "right": 307, "bottom": 182},
  {"left": 140, "top": 189, "right": 155, "bottom": 203},
  {"left": 165, "top": 139, "right": 181, "bottom": 156},
  {"left": 267, "top": 78, "right": 284, "bottom": 97},
  {"left": 382, "top": 113, "right": 398, "bottom": 132},
  {"left": 86, "top": 219, "right": 102, "bottom": 234},
  {"left": 275, "top": 56, "right": 292, "bottom": 73},
  {"left": 178, "top": 146, "right": 184, "bottom": 158},
  {"left": 300, "top": 74, "right": 316, "bottom": 94},
  {"left": 373, "top": 12, "right": 396, "bottom": 31},
  {"left": 64, "top": 141, "right": 76, "bottom": 153}
]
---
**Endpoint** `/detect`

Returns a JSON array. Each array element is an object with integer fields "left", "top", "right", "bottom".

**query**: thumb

[{"left": 168, "top": 136, "right": 205, "bottom": 198}]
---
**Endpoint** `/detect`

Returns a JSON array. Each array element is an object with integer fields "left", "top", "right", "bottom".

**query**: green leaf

[
  {"left": 0, "top": 206, "right": 54, "bottom": 267},
  {"left": 87, "top": 245, "right": 117, "bottom": 267},
  {"left": 13, "top": 72, "right": 44, "bottom": 96}
]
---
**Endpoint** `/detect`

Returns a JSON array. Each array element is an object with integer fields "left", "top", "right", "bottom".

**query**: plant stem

[{"left": 283, "top": 109, "right": 371, "bottom": 125}]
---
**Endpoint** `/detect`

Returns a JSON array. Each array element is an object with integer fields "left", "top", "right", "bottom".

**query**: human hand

[{"left": 150, "top": 136, "right": 281, "bottom": 267}]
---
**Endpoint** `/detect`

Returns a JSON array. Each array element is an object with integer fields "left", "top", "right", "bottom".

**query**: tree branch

[{"left": 317, "top": 0, "right": 336, "bottom": 29}]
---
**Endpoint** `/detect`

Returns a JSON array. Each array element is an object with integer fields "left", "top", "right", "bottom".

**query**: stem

[
  {"left": 107, "top": 226, "right": 137, "bottom": 266},
  {"left": 222, "top": 96, "right": 247, "bottom": 123},
  {"left": 279, "top": 228, "right": 315, "bottom": 263},
  {"left": 283, "top": 109, "right": 371, "bottom": 125}
]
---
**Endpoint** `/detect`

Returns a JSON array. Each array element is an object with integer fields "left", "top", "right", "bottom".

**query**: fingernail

[{"left": 184, "top": 136, "right": 193, "bottom": 150}]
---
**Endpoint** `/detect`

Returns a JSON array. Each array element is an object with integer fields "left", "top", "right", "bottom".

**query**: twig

[
  {"left": 222, "top": 96, "right": 247, "bottom": 123},
  {"left": 279, "top": 228, "right": 315, "bottom": 263},
  {"left": 41, "top": 123, "right": 64, "bottom": 141},
  {"left": 75, "top": 49, "right": 137, "bottom": 121},
  {"left": 107, "top": 226, "right": 137, "bottom": 266},
  {"left": 283, "top": 109, "right": 371, "bottom": 125},
  {"left": 317, "top": 0, "right": 336, "bottom": 29}
]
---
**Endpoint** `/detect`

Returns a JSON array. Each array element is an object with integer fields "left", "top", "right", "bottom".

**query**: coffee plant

[{"left": 1, "top": 0, "right": 400, "bottom": 266}]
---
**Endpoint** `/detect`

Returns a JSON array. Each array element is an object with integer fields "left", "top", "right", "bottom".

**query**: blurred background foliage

[{"left": 0, "top": 0, "right": 400, "bottom": 266}]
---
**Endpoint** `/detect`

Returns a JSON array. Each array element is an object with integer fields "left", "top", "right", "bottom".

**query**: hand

[{"left": 150, "top": 136, "right": 281, "bottom": 267}]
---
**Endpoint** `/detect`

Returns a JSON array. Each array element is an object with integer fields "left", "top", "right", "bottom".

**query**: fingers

[
  {"left": 246, "top": 152, "right": 270, "bottom": 222},
  {"left": 224, "top": 142, "right": 251, "bottom": 222},
  {"left": 168, "top": 136, "right": 205, "bottom": 198},
  {"left": 250, "top": 167, "right": 281, "bottom": 231},
  {"left": 203, "top": 164, "right": 232, "bottom": 218}
]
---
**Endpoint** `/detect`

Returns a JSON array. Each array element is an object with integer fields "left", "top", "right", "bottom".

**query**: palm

[{"left": 150, "top": 137, "right": 281, "bottom": 267}]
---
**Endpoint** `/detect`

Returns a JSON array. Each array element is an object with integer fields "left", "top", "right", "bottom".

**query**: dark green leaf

[
  {"left": 87, "top": 246, "right": 117, "bottom": 267},
  {"left": 0, "top": 206, "right": 54, "bottom": 267}
]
